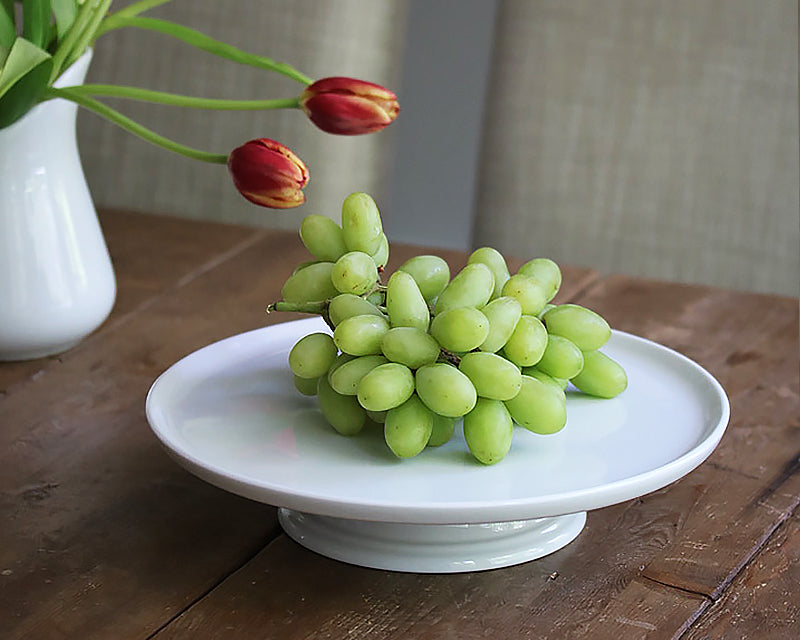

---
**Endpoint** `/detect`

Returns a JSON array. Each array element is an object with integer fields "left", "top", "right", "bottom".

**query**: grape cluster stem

[{"left": 267, "top": 300, "right": 334, "bottom": 330}]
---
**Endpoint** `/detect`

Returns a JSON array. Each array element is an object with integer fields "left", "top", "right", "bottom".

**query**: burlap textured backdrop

[
  {"left": 78, "top": 0, "right": 798, "bottom": 295},
  {"left": 474, "top": 0, "right": 798, "bottom": 296}
]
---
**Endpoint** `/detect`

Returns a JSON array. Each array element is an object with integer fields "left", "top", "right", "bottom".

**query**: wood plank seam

[
  {"left": 639, "top": 573, "right": 714, "bottom": 602},
  {"left": 703, "top": 455, "right": 800, "bottom": 603},
  {"left": 171, "top": 230, "right": 270, "bottom": 291},
  {"left": 94, "top": 229, "right": 271, "bottom": 342},
  {"left": 562, "top": 271, "right": 603, "bottom": 303},
  {"left": 746, "top": 452, "right": 800, "bottom": 514},
  {"left": 144, "top": 528, "right": 280, "bottom": 640},
  {"left": 641, "top": 482, "right": 799, "bottom": 600},
  {"left": 656, "top": 497, "right": 799, "bottom": 632},
  {"left": 674, "top": 600, "right": 716, "bottom": 640},
  {"left": 703, "top": 460, "right": 761, "bottom": 481},
  {"left": 676, "top": 510, "right": 800, "bottom": 639}
]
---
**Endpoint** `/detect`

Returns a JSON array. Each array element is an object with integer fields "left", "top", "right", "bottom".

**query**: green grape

[
  {"left": 522, "top": 367, "right": 568, "bottom": 393},
  {"left": 505, "top": 374, "right": 567, "bottom": 435},
  {"left": 434, "top": 263, "right": 494, "bottom": 314},
  {"left": 288, "top": 332, "right": 338, "bottom": 379},
  {"left": 429, "top": 307, "right": 490, "bottom": 353},
  {"left": 503, "top": 315, "right": 548, "bottom": 366},
  {"left": 328, "top": 293, "right": 384, "bottom": 327},
  {"left": 327, "top": 351, "right": 355, "bottom": 378},
  {"left": 366, "top": 409, "right": 387, "bottom": 424},
  {"left": 317, "top": 375, "right": 366, "bottom": 436},
  {"left": 371, "top": 233, "right": 390, "bottom": 268},
  {"left": 571, "top": 350, "right": 627, "bottom": 398},
  {"left": 380, "top": 327, "right": 440, "bottom": 369},
  {"left": 518, "top": 258, "right": 562, "bottom": 302},
  {"left": 365, "top": 290, "right": 385, "bottom": 306},
  {"left": 415, "top": 363, "right": 477, "bottom": 417},
  {"left": 292, "top": 260, "right": 319, "bottom": 275},
  {"left": 535, "top": 334, "right": 584, "bottom": 380},
  {"left": 501, "top": 274, "right": 548, "bottom": 316},
  {"left": 538, "top": 303, "right": 556, "bottom": 319},
  {"left": 293, "top": 374, "right": 319, "bottom": 396},
  {"left": 329, "top": 355, "right": 388, "bottom": 395},
  {"left": 467, "top": 247, "right": 510, "bottom": 299},
  {"left": 356, "top": 362, "right": 415, "bottom": 411},
  {"left": 427, "top": 413, "right": 456, "bottom": 447},
  {"left": 341, "top": 191, "right": 383, "bottom": 254},
  {"left": 386, "top": 270, "right": 430, "bottom": 330},
  {"left": 384, "top": 395, "right": 434, "bottom": 458},
  {"left": 331, "top": 251, "right": 379, "bottom": 295},
  {"left": 458, "top": 352, "right": 522, "bottom": 401},
  {"left": 463, "top": 398, "right": 514, "bottom": 465},
  {"left": 542, "top": 304, "right": 611, "bottom": 351},
  {"left": 280, "top": 262, "right": 338, "bottom": 303},
  {"left": 299, "top": 214, "right": 348, "bottom": 262},
  {"left": 479, "top": 296, "right": 522, "bottom": 353},
  {"left": 398, "top": 255, "right": 450, "bottom": 302},
  {"left": 333, "top": 314, "right": 390, "bottom": 356}
]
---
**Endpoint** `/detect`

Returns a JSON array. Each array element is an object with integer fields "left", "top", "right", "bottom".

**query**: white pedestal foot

[{"left": 278, "top": 509, "right": 587, "bottom": 573}]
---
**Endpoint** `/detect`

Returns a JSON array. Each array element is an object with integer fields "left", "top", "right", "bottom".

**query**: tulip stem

[
  {"left": 49, "top": 0, "right": 106, "bottom": 83},
  {"left": 62, "top": 0, "right": 114, "bottom": 72},
  {"left": 110, "top": 0, "right": 174, "bottom": 19},
  {"left": 43, "top": 87, "right": 229, "bottom": 164},
  {"left": 94, "top": 15, "right": 314, "bottom": 86},
  {"left": 59, "top": 84, "right": 301, "bottom": 110}
]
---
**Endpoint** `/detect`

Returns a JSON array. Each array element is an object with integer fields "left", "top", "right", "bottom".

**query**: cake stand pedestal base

[{"left": 278, "top": 509, "right": 587, "bottom": 573}]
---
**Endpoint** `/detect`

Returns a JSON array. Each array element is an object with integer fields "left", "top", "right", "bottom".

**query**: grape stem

[
  {"left": 266, "top": 299, "right": 335, "bottom": 331},
  {"left": 266, "top": 300, "right": 327, "bottom": 314},
  {"left": 439, "top": 350, "right": 461, "bottom": 366},
  {"left": 365, "top": 283, "right": 387, "bottom": 297}
]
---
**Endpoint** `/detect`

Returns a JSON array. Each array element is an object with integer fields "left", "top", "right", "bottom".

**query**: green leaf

[
  {"left": 0, "top": 37, "right": 53, "bottom": 127},
  {"left": 0, "top": 36, "right": 52, "bottom": 99},
  {"left": 51, "top": 0, "right": 78, "bottom": 41},
  {"left": 0, "top": 62, "right": 53, "bottom": 128},
  {"left": 0, "top": 0, "right": 16, "bottom": 50},
  {"left": 23, "top": 0, "right": 52, "bottom": 49}
]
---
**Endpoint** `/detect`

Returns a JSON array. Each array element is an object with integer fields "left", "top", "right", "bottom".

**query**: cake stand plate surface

[{"left": 146, "top": 317, "right": 729, "bottom": 573}]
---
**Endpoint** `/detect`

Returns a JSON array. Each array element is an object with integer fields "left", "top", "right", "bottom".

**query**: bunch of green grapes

[{"left": 270, "top": 191, "right": 627, "bottom": 465}]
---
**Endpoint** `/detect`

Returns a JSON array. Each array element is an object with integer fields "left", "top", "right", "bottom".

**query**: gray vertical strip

[{"left": 384, "top": 0, "right": 499, "bottom": 250}]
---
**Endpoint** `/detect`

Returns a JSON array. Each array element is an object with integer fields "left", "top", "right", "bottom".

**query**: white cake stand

[{"left": 146, "top": 317, "right": 729, "bottom": 573}]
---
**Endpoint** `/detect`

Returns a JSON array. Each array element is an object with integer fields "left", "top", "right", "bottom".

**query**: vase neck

[
  {"left": 54, "top": 49, "right": 94, "bottom": 89},
  {"left": 0, "top": 50, "right": 92, "bottom": 139}
]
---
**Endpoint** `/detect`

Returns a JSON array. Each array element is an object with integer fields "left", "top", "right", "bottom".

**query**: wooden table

[{"left": 1, "top": 210, "right": 797, "bottom": 639}]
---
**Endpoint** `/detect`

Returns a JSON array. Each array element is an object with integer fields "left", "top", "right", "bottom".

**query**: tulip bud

[
  {"left": 299, "top": 77, "right": 399, "bottom": 135},
  {"left": 227, "top": 138, "right": 309, "bottom": 208}
]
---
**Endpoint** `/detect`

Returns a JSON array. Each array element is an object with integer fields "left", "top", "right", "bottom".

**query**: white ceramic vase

[{"left": 0, "top": 51, "right": 116, "bottom": 361}]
